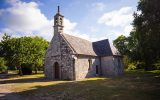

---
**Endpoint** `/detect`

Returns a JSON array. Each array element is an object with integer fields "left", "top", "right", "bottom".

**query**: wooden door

[{"left": 54, "top": 62, "right": 59, "bottom": 79}]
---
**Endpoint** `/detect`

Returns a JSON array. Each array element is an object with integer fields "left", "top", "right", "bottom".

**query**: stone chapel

[{"left": 44, "top": 6, "right": 124, "bottom": 80}]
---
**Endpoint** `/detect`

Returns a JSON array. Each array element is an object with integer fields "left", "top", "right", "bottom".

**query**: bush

[
  {"left": 21, "top": 64, "right": 32, "bottom": 75},
  {"left": 127, "top": 63, "right": 137, "bottom": 70},
  {"left": 123, "top": 55, "right": 130, "bottom": 69},
  {"left": 136, "top": 61, "right": 145, "bottom": 69},
  {"left": 153, "top": 59, "right": 160, "bottom": 70},
  {"left": 0, "top": 57, "right": 7, "bottom": 73}
]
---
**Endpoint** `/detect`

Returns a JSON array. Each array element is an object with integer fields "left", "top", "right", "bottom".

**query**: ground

[{"left": 0, "top": 70, "right": 160, "bottom": 100}]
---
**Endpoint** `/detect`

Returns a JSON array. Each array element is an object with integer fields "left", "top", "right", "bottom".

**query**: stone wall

[
  {"left": 44, "top": 33, "right": 74, "bottom": 80},
  {"left": 60, "top": 36, "right": 75, "bottom": 80},
  {"left": 74, "top": 56, "right": 100, "bottom": 80},
  {"left": 112, "top": 56, "right": 124, "bottom": 76},
  {"left": 45, "top": 34, "right": 61, "bottom": 80},
  {"left": 101, "top": 56, "right": 123, "bottom": 77}
]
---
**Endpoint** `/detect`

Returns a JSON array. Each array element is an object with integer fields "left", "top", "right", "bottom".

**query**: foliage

[
  {"left": 0, "top": 57, "right": 7, "bottom": 72},
  {"left": 153, "top": 59, "right": 160, "bottom": 70},
  {"left": 21, "top": 63, "right": 33, "bottom": 75},
  {"left": 122, "top": 55, "right": 130, "bottom": 69},
  {"left": 113, "top": 35, "right": 129, "bottom": 55},
  {"left": 0, "top": 34, "right": 49, "bottom": 75},
  {"left": 127, "top": 63, "right": 137, "bottom": 70},
  {"left": 133, "top": 0, "right": 160, "bottom": 70},
  {"left": 114, "top": 0, "right": 160, "bottom": 70}
]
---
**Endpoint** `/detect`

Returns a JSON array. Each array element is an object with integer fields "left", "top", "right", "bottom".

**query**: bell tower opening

[{"left": 54, "top": 6, "right": 64, "bottom": 34}]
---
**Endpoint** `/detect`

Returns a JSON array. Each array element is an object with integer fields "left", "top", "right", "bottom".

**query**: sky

[{"left": 0, "top": 0, "right": 139, "bottom": 43}]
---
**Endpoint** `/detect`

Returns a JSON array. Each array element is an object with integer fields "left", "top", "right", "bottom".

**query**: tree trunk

[
  {"left": 18, "top": 64, "right": 23, "bottom": 76},
  {"left": 35, "top": 66, "right": 38, "bottom": 74}
]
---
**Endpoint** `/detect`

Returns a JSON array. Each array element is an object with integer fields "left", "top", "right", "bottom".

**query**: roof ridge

[
  {"left": 93, "top": 39, "right": 108, "bottom": 43},
  {"left": 63, "top": 33, "right": 92, "bottom": 43}
]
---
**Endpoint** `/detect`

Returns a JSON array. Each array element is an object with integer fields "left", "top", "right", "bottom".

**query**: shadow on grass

[
  {"left": 0, "top": 73, "right": 18, "bottom": 79},
  {"left": 0, "top": 70, "right": 160, "bottom": 100},
  {"left": 0, "top": 77, "right": 51, "bottom": 84}
]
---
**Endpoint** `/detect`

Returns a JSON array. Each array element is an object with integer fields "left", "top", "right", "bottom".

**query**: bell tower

[{"left": 54, "top": 6, "right": 64, "bottom": 34}]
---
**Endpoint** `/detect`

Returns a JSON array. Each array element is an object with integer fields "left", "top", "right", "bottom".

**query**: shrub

[
  {"left": 136, "top": 61, "right": 145, "bottom": 69},
  {"left": 123, "top": 55, "right": 130, "bottom": 69},
  {"left": 153, "top": 59, "right": 160, "bottom": 70},
  {"left": 21, "top": 63, "right": 32, "bottom": 75},
  {"left": 127, "top": 63, "right": 137, "bottom": 70}
]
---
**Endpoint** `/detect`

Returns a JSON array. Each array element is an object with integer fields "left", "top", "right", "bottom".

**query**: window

[
  {"left": 96, "top": 65, "right": 98, "bottom": 74},
  {"left": 88, "top": 59, "right": 92, "bottom": 70}
]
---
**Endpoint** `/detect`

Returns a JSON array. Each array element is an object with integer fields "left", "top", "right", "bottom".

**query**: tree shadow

[
  {"left": 0, "top": 77, "right": 51, "bottom": 84},
  {"left": 0, "top": 71, "right": 160, "bottom": 100}
]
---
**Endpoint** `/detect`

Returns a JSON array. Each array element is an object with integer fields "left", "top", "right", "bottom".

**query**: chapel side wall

[
  {"left": 74, "top": 56, "right": 100, "bottom": 80},
  {"left": 101, "top": 56, "right": 124, "bottom": 76},
  {"left": 101, "top": 56, "right": 115, "bottom": 76},
  {"left": 112, "top": 56, "right": 124, "bottom": 75}
]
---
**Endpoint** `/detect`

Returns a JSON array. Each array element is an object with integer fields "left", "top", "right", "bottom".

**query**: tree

[
  {"left": 113, "top": 35, "right": 129, "bottom": 55},
  {"left": 27, "top": 36, "right": 48, "bottom": 73},
  {"left": 0, "top": 34, "right": 49, "bottom": 75},
  {"left": 133, "top": 0, "right": 160, "bottom": 70}
]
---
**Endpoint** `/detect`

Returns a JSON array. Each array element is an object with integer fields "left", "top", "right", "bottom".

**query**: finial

[{"left": 57, "top": 6, "right": 60, "bottom": 13}]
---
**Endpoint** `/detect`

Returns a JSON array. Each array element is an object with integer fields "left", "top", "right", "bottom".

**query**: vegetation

[
  {"left": 114, "top": 0, "right": 160, "bottom": 70},
  {"left": 0, "top": 57, "right": 7, "bottom": 73},
  {"left": 0, "top": 70, "right": 160, "bottom": 100},
  {"left": 0, "top": 33, "right": 49, "bottom": 75}
]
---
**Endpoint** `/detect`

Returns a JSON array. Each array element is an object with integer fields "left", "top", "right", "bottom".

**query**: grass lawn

[{"left": 0, "top": 70, "right": 160, "bottom": 100}]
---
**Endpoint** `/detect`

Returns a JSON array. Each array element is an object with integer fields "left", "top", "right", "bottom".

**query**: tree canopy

[
  {"left": 113, "top": 0, "right": 160, "bottom": 70},
  {"left": 0, "top": 34, "right": 49, "bottom": 75}
]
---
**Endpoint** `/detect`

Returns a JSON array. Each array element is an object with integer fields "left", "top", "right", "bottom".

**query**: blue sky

[{"left": 0, "top": 0, "right": 138, "bottom": 43}]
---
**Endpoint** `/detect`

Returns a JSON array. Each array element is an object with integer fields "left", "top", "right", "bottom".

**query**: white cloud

[
  {"left": 0, "top": 0, "right": 78, "bottom": 41},
  {"left": 124, "top": 25, "right": 133, "bottom": 36},
  {"left": 0, "top": 32, "right": 4, "bottom": 41},
  {"left": 97, "top": 7, "right": 134, "bottom": 40},
  {"left": 63, "top": 18, "right": 77, "bottom": 34},
  {"left": 98, "top": 7, "right": 133, "bottom": 27}
]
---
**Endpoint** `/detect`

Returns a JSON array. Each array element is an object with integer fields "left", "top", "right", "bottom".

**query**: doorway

[{"left": 54, "top": 62, "right": 59, "bottom": 79}]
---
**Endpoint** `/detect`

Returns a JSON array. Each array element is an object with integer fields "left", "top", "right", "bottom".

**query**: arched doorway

[{"left": 54, "top": 62, "right": 59, "bottom": 79}]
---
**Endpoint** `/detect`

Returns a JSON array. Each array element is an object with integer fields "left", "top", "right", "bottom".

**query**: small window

[
  {"left": 88, "top": 59, "right": 92, "bottom": 70},
  {"left": 96, "top": 65, "right": 98, "bottom": 74}
]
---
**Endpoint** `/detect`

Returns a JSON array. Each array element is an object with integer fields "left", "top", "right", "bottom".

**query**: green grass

[{"left": 1, "top": 70, "right": 160, "bottom": 100}]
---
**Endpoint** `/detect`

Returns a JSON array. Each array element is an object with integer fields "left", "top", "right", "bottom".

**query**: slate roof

[
  {"left": 61, "top": 33, "right": 97, "bottom": 56},
  {"left": 93, "top": 39, "right": 112, "bottom": 56},
  {"left": 61, "top": 33, "right": 121, "bottom": 56},
  {"left": 93, "top": 39, "right": 121, "bottom": 56}
]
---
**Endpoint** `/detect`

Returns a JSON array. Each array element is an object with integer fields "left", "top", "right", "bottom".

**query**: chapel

[{"left": 45, "top": 6, "right": 124, "bottom": 80}]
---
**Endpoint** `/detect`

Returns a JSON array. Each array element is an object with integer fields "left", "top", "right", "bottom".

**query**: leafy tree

[
  {"left": 28, "top": 36, "right": 48, "bottom": 73},
  {"left": 0, "top": 34, "right": 49, "bottom": 75},
  {"left": 133, "top": 0, "right": 160, "bottom": 70},
  {"left": 0, "top": 57, "right": 7, "bottom": 72},
  {"left": 114, "top": 0, "right": 160, "bottom": 70},
  {"left": 113, "top": 35, "right": 129, "bottom": 55}
]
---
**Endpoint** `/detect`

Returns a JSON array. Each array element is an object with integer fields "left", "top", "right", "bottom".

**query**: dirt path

[{"left": 0, "top": 84, "right": 22, "bottom": 100}]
